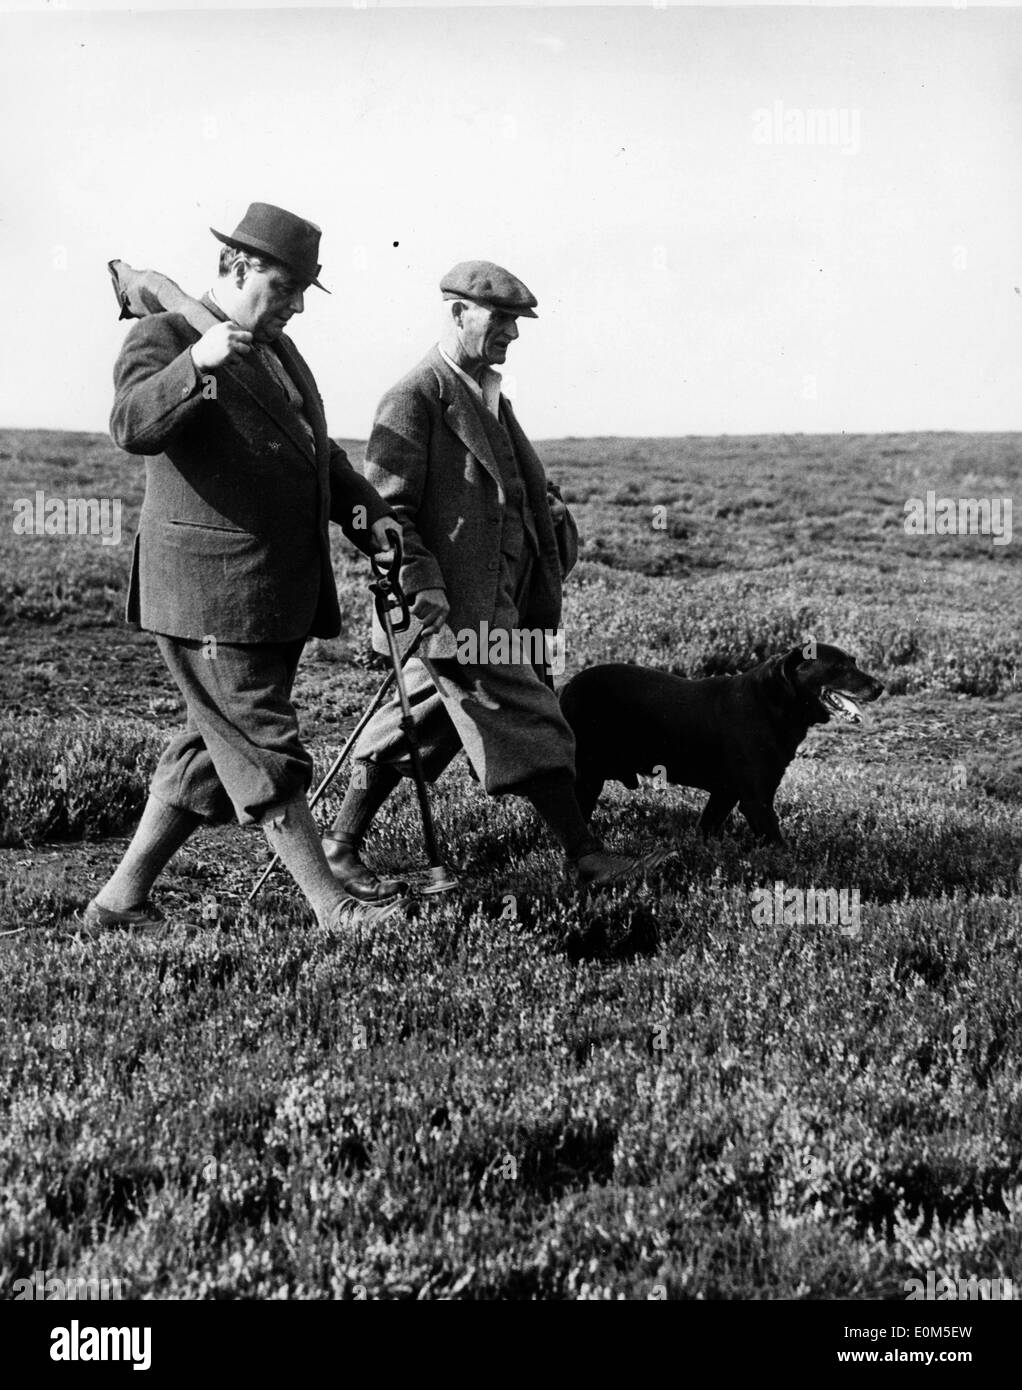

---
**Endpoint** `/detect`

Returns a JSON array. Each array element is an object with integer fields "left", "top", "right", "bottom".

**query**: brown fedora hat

[{"left": 211, "top": 202, "right": 329, "bottom": 292}]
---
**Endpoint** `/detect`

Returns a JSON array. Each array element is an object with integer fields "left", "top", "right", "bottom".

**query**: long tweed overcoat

[{"left": 363, "top": 346, "right": 579, "bottom": 658}]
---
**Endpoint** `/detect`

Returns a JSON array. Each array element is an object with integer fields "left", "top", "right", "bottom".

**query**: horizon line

[{"left": 2, "top": 425, "right": 1021, "bottom": 444}]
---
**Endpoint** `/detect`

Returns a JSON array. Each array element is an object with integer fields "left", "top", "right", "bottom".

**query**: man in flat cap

[
  {"left": 321, "top": 260, "right": 660, "bottom": 888},
  {"left": 83, "top": 202, "right": 407, "bottom": 936}
]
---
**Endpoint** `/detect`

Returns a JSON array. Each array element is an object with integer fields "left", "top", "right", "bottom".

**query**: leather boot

[{"left": 322, "top": 832, "right": 408, "bottom": 904}]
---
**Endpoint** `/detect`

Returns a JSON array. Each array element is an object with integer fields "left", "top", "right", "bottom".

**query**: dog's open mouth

[{"left": 820, "top": 688, "right": 866, "bottom": 724}]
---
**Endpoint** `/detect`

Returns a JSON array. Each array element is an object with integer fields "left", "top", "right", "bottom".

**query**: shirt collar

[{"left": 438, "top": 344, "right": 502, "bottom": 419}]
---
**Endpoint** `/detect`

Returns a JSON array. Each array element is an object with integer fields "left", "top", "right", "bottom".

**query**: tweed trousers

[
  {"left": 351, "top": 546, "right": 575, "bottom": 796},
  {"left": 148, "top": 634, "right": 313, "bottom": 825}
]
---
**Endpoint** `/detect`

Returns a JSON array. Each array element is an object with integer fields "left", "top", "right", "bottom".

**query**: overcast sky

[{"left": 2, "top": 3, "right": 1021, "bottom": 438}]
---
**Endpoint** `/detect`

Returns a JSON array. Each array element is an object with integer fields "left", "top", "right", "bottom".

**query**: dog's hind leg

[
  {"left": 699, "top": 789, "right": 738, "bottom": 838},
  {"left": 572, "top": 768, "right": 606, "bottom": 825},
  {"left": 738, "top": 796, "right": 784, "bottom": 844}
]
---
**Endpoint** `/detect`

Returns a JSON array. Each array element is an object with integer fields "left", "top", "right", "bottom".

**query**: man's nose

[
  {"left": 290, "top": 289, "right": 305, "bottom": 315},
  {"left": 507, "top": 319, "right": 519, "bottom": 340}
]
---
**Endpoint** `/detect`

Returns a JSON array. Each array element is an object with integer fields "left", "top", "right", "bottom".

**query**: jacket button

[
  {"left": 181, "top": 386, "right": 190, "bottom": 398},
  {"left": 487, "top": 560, "right": 498, "bottom": 571}
]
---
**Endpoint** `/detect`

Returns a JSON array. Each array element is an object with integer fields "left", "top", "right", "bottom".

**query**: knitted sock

[
  {"left": 260, "top": 795, "right": 348, "bottom": 928},
  {"left": 94, "top": 794, "right": 202, "bottom": 912},
  {"left": 327, "top": 761, "right": 401, "bottom": 848},
  {"left": 520, "top": 771, "right": 602, "bottom": 861}
]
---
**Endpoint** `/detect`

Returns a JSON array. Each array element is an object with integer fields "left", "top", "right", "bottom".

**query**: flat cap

[{"left": 440, "top": 260, "right": 538, "bottom": 318}]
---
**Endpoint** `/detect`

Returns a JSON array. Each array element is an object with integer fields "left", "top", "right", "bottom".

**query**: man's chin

[{"left": 255, "top": 320, "right": 288, "bottom": 343}]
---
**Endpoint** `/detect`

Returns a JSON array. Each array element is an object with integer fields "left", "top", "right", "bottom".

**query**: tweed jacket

[
  {"left": 110, "top": 295, "right": 392, "bottom": 643},
  {"left": 363, "top": 346, "right": 579, "bottom": 657}
]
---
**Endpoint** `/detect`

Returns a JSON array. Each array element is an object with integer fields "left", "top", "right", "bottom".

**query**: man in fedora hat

[
  {"left": 82, "top": 202, "right": 407, "bottom": 937},
  {"left": 320, "top": 260, "right": 665, "bottom": 888}
]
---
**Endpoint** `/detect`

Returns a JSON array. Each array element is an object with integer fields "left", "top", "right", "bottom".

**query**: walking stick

[
  {"left": 247, "top": 626, "right": 424, "bottom": 903},
  {"left": 369, "top": 539, "right": 459, "bottom": 896}
]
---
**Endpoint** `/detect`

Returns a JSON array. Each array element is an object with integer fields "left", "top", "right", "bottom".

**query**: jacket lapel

[
  {"left": 430, "top": 346, "right": 503, "bottom": 493},
  {"left": 200, "top": 295, "right": 318, "bottom": 467},
  {"left": 499, "top": 396, "right": 545, "bottom": 492}
]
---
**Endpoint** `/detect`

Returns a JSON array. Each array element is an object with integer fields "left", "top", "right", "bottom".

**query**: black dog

[{"left": 560, "top": 643, "right": 884, "bottom": 843}]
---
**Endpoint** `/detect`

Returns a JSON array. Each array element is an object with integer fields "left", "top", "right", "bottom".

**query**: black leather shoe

[{"left": 322, "top": 837, "right": 408, "bottom": 904}]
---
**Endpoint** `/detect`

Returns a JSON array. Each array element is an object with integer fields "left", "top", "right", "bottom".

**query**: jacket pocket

[
  {"left": 148, "top": 518, "right": 261, "bottom": 553},
  {"left": 166, "top": 519, "right": 248, "bottom": 534}
]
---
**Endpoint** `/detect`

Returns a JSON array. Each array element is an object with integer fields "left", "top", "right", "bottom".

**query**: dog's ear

[{"left": 779, "top": 646, "right": 803, "bottom": 695}]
